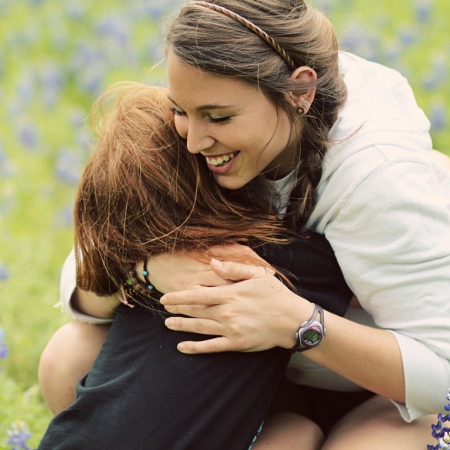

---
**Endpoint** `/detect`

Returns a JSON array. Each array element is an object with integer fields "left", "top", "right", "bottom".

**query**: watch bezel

[
  {"left": 298, "top": 321, "right": 324, "bottom": 349},
  {"left": 292, "top": 304, "right": 326, "bottom": 353}
]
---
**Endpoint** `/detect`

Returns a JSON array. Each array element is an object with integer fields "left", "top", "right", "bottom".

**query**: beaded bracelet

[
  {"left": 121, "top": 260, "right": 162, "bottom": 310},
  {"left": 142, "top": 259, "right": 154, "bottom": 291}
]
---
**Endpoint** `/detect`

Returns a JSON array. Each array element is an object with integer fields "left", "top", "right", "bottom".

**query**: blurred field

[{"left": 0, "top": 0, "right": 448, "bottom": 447}]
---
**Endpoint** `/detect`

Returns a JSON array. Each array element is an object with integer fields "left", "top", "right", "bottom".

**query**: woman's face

[{"left": 166, "top": 50, "right": 298, "bottom": 190}]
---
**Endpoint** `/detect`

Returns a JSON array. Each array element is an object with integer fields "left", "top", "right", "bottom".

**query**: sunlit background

[{"left": 0, "top": 0, "right": 448, "bottom": 447}]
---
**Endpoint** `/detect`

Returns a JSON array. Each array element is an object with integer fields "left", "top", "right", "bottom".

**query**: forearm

[
  {"left": 71, "top": 288, "right": 121, "bottom": 320},
  {"left": 302, "top": 310, "right": 405, "bottom": 402}
]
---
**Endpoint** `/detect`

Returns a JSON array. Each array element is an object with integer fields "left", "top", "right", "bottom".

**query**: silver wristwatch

[{"left": 292, "top": 304, "right": 326, "bottom": 352}]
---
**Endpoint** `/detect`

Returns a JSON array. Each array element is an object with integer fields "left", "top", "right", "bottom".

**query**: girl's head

[
  {"left": 75, "top": 82, "right": 288, "bottom": 295},
  {"left": 164, "top": 0, "right": 347, "bottom": 228}
]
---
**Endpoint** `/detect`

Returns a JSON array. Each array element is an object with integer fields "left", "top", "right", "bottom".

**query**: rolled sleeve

[
  {"left": 58, "top": 249, "right": 113, "bottom": 325},
  {"left": 389, "top": 331, "right": 450, "bottom": 421}
]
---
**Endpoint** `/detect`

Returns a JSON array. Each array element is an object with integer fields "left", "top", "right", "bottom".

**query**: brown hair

[
  {"left": 74, "top": 82, "right": 290, "bottom": 296},
  {"left": 164, "top": 0, "right": 347, "bottom": 229}
]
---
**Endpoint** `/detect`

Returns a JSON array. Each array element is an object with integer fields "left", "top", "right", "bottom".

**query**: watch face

[{"left": 301, "top": 324, "right": 323, "bottom": 347}]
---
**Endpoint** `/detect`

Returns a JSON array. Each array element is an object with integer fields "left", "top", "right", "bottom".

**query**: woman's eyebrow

[{"left": 167, "top": 95, "right": 232, "bottom": 112}]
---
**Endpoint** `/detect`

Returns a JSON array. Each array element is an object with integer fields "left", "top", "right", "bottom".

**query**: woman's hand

[
  {"left": 160, "top": 258, "right": 310, "bottom": 354},
  {"left": 139, "top": 244, "right": 267, "bottom": 294}
]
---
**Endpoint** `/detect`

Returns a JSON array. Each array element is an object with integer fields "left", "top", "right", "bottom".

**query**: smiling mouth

[{"left": 205, "top": 152, "right": 238, "bottom": 167}]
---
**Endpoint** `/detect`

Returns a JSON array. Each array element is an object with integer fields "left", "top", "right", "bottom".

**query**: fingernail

[
  {"left": 178, "top": 343, "right": 186, "bottom": 352},
  {"left": 266, "top": 267, "right": 275, "bottom": 275},
  {"left": 211, "top": 258, "right": 223, "bottom": 267},
  {"left": 165, "top": 318, "right": 174, "bottom": 328},
  {"left": 160, "top": 296, "right": 167, "bottom": 304},
  {"left": 164, "top": 305, "right": 173, "bottom": 311}
]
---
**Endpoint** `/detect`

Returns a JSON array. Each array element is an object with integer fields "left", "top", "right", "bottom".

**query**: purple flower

[
  {"left": 76, "top": 65, "right": 105, "bottom": 96},
  {"left": 15, "top": 72, "right": 35, "bottom": 104},
  {"left": 96, "top": 14, "right": 130, "bottom": 46},
  {"left": 399, "top": 27, "right": 418, "bottom": 46},
  {"left": 55, "top": 205, "right": 74, "bottom": 228},
  {"left": 54, "top": 148, "right": 85, "bottom": 185},
  {"left": 0, "top": 263, "right": 9, "bottom": 281},
  {"left": 66, "top": 2, "right": 87, "bottom": 21},
  {"left": 0, "top": 327, "right": 8, "bottom": 359},
  {"left": 6, "top": 421, "right": 32, "bottom": 450},
  {"left": 17, "top": 121, "right": 39, "bottom": 150},
  {"left": 429, "top": 103, "right": 447, "bottom": 132},
  {"left": 0, "top": 144, "right": 13, "bottom": 177},
  {"left": 428, "top": 389, "right": 450, "bottom": 449},
  {"left": 415, "top": 0, "right": 432, "bottom": 24}
]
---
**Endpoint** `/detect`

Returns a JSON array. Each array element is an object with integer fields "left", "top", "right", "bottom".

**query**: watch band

[{"left": 292, "top": 303, "right": 326, "bottom": 353}]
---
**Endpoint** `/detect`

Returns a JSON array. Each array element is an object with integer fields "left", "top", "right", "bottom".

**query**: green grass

[{"left": 0, "top": 0, "right": 449, "bottom": 448}]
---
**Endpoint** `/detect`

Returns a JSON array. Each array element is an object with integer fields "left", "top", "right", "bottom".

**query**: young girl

[
  {"left": 38, "top": 82, "right": 352, "bottom": 449},
  {"left": 41, "top": 1, "right": 450, "bottom": 448}
]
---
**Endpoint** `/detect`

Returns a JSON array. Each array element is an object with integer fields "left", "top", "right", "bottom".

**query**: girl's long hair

[{"left": 74, "top": 82, "right": 290, "bottom": 295}]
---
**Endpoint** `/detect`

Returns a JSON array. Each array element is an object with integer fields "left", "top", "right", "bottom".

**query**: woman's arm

[
  {"left": 158, "top": 154, "right": 450, "bottom": 418},
  {"left": 160, "top": 260, "right": 406, "bottom": 403}
]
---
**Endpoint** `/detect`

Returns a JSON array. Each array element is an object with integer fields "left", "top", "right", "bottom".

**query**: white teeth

[{"left": 206, "top": 152, "right": 236, "bottom": 166}]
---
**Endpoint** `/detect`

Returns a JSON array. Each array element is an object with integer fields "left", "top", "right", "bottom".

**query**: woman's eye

[
  {"left": 170, "top": 107, "right": 186, "bottom": 117},
  {"left": 208, "top": 116, "right": 232, "bottom": 124}
]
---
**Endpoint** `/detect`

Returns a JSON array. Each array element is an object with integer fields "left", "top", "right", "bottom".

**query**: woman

[
  {"left": 38, "top": 82, "right": 352, "bottom": 449},
  {"left": 41, "top": 1, "right": 450, "bottom": 448}
]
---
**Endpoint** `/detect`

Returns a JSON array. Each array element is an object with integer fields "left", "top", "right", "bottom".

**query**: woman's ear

[{"left": 287, "top": 66, "right": 317, "bottom": 113}]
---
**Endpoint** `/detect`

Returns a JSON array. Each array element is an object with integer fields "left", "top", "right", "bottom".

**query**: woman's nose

[{"left": 185, "top": 124, "right": 216, "bottom": 155}]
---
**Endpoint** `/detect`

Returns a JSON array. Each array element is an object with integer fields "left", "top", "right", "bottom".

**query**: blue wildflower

[
  {"left": 0, "top": 144, "right": 13, "bottom": 177},
  {"left": 0, "top": 326, "right": 8, "bottom": 359},
  {"left": 429, "top": 103, "right": 446, "bottom": 132},
  {"left": 0, "top": 263, "right": 9, "bottom": 281},
  {"left": 76, "top": 65, "right": 105, "bottom": 96},
  {"left": 415, "top": 0, "right": 432, "bottom": 24},
  {"left": 17, "top": 120, "right": 39, "bottom": 150},
  {"left": 54, "top": 148, "right": 84, "bottom": 185},
  {"left": 428, "top": 389, "right": 450, "bottom": 450},
  {"left": 55, "top": 205, "right": 74, "bottom": 227},
  {"left": 96, "top": 14, "right": 130, "bottom": 46},
  {"left": 6, "top": 422, "right": 32, "bottom": 450},
  {"left": 399, "top": 27, "right": 418, "bottom": 46}
]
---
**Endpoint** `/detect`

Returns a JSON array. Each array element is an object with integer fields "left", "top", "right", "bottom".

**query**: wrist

[
  {"left": 278, "top": 293, "right": 315, "bottom": 350},
  {"left": 291, "top": 303, "right": 326, "bottom": 352}
]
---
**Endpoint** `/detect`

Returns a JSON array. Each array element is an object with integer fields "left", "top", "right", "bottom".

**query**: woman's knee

[
  {"left": 38, "top": 320, "right": 110, "bottom": 414},
  {"left": 254, "top": 412, "right": 324, "bottom": 450},
  {"left": 322, "top": 395, "right": 436, "bottom": 450}
]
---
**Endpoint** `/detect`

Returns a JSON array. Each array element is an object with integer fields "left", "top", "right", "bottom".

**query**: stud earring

[{"left": 296, "top": 100, "right": 309, "bottom": 116}]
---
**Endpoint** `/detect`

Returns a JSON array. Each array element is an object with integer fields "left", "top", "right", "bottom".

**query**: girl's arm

[
  {"left": 59, "top": 247, "right": 232, "bottom": 323},
  {"left": 71, "top": 288, "right": 120, "bottom": 320},
  {"left": 59, "top": 249, "right": 115, "bottom": 324}
]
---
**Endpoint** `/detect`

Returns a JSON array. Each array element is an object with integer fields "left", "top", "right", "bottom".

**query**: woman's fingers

[
  {"left": 165, "top": 316, "right": 224, "bottom": 337},
  {"left": 161, "top": 259, "right": 303, "bottom": 354},
  {"left": 164, "top": 303, "right": 217, "bottom": 319},
  {"left": 175, "top": 337, "right": 234, "bottom": 354},
  {"left": 161, "top": 286, "right": 224, "bottom": 306},
  {"left": 209, "top": 258, "right": 267, "bottom": 282}
]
